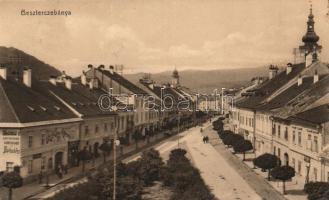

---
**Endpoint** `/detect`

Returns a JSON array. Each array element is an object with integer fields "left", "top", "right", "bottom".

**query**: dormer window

[
  {"left": 40, "top": 106, "right": 47, "bottom": 111},
  {"left": 54, "top": 106, "right": 61, "bottom": 111},
  {"left": 27, "top": 105, "right": 35, "bottom": 112}
]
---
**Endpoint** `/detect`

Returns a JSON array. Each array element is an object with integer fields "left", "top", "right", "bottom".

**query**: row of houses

[
  {"left": 0, "top": 63, "right": 197, "bottom": 181},
  {"left": 230, "top": 7, "right": 329, "bottom": 183}
]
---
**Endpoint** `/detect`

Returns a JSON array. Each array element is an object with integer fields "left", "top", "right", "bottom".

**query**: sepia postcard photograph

[{"left": 0, "top": 0, "right": 329, "bottom": 199}]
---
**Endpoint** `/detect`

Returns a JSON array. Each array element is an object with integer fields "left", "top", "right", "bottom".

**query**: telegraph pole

[
  {"left": 113, "top": 127, "right": 117, "bottom": 200},
  {"left": 177, "top": 111, "right": 180, "bottom": 148}
]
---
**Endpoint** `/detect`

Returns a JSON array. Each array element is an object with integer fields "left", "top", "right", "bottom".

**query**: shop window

[
  {"left": 6, "top": 162, "right": 14, "bottom": 172},
  {"left": 41, "top": 134, "right": 46, "bottom": 145},
  {"left": 48, "top": 158, "right": 53, "bottom": 169},
  {"left": 28, "top": 136, "right": 33, "bottom": 148},
  {"left": 298, "top": 161, "right": 302, "bottom": 174},
  {"left": 41, "top": 157, "right": 46, "bottom": 170}
]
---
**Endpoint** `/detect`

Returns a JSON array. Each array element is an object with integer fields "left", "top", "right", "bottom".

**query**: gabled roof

[
  {"left": 236, "top": 63, "right": 305, "bottom": 109},
  {"left": 257, "top": 76, "right": 315, "bottom": 111},
  {"left": 0, "top": 78, "right": 77, "bottom": 123},
  {"left": 288, "top": 104, "right": 329, "bottom": 126},
  {"left": 101, "top": 70, "right": 147, "bottom": 95},
  {"left": 272, "top": 74, "right": 329, "bottom": 118},
  {"left": 35, "top": 81, "right": 116, "bottom": 118}
]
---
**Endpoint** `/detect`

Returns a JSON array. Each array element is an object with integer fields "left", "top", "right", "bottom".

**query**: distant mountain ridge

[
  {"left": 0, "top": 47, "right": 268, "bottom": 92},
  {"left": 125, "top": 67, "right": 269, "bottom": 93},
  {"left": 0, "top": 46, "right": 61, "bottom": 80}
]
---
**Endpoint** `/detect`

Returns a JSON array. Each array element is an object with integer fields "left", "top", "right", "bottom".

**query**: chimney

[
  {"left": 269, "top": 65, "right": 278, "bottom": 79},
  {"left": 23, "top": 67, "right": 32, "bottom": 87},
  {"left": 81, "top": 71, "right": 87, "bottom": 85},
  {"left": 313, "top": 70, "right": 319, "bottom": 83},
  {"left": 305, "top": 53, "right": 313, "bottom": 67},
  {"left": 98, "top": 64, "right": 105, "bottom": 70},
  {"left": 109, "top": 65, "right": 114, "bottom": 74},
  {"left": 65, "top": 77, "right": 72, "bottom": 90},
  {"left": 297, "top": 75, "right": 303, "bottom": 86},
  {"left": 0, "top": 64, "right": 7, "bottom": 80},
  {"left": 49, "top": 75, "right": 57, "bottom": 85},
  {"left": 286, "top": 63, "right": 293, "bottom": 75},
  {"left": 89, "top": 79, "right": 94, "bottom": 90}
]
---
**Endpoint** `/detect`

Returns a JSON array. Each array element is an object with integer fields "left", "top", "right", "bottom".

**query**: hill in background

[
  {"left": 125, "top": 67, "right": 268, "bottom": 93},
  {"left": 0, "top": 46, "right": 61, "bottom": 80},
  {"left": 0, "top": 47, "right": 268, "bottom": 92}
]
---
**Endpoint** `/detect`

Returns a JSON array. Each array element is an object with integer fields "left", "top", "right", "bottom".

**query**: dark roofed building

[{"left": 0, "top": 77, "right": 78, "bottom": 124}]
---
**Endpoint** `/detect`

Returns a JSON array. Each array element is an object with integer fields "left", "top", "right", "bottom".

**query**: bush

[
  {"left": 162, "top": 148, "right": 215, "bottom": 200},
  {"left": 49, "top": 162, "right": 143, "bottom": 200},
  {"left": 304, "top": 182, "right": 329, "bottom": 200},
  {"left": 2, "top": 171, "right": 23, "bottom": 200},
  {"left": 138, "top": 148, "right": 164, "bottom": 186},
  {"left": 99, "top": 142, "right": 112, "bottom": 163}
]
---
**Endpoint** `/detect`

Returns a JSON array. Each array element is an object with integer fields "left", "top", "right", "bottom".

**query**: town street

[{"left": 25, "top": 119, "right": 289, "bottom": 200}]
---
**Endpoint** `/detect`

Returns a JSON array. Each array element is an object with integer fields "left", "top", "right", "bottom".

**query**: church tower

[
  {"left": 299, "top": 4, "right": 322, "bottom": 57},
  {"left": 171, "top": 68, "right": 180, "bottom": 87}
]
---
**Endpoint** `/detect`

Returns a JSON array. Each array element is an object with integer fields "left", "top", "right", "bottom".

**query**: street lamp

[
  {"left": 213, "top": 89, "right": 219, "bottom": 114},
  {"left": 111, "top": 106, "right": 119, "bottom": 200},
  {"left": 221, "top": 88, "right": 226, "bottom": 115},
  {"left": 305, "top": 156, "right": 311, "bottom": 184},
  {"left": 113, "top": 128, "right": 120, "bottom": 200},
  {"left": 177, "top": 111, "right": 181, "bottom": 148}
]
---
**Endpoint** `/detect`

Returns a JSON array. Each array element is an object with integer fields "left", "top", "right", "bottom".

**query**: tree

[
  {"left": 2, "top": 171, "right": 23, "bottom": 200},
  {"left": 78, "top": 147, "right": 93, "bottom": 172},
  {"left": 162, "top": 148, "right": 215, "bottom": 200},
  {"left": 304, "top": 182, "right": 329, "bottom": 200},
  {"left": 233, "top": 139, "right": 253, "bottom": 160},
  {"left": 212, "top": 119, "right": 224, "bottom": 132},
  {"left": 132, "top": 131, "right": 142, "bottom": 150},
  {"left": 138, "top": 148, "right": 164, "bottom": 186},
  {"left": 99, "top": 142, "right": 112, "bottom": 163},
  {"left": 270, "top": 165, "right": 295, "bottom": 194},
  {"left": 222, "top": 133, "right": 244, "bottom": 147},
  {"left": 253, "top": 153, "right": 279, "bottom": 180}
]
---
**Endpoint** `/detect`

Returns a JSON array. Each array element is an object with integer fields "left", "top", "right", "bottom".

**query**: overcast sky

[{"left": 0, "top": 0, "right": 328, "bottom": 75}]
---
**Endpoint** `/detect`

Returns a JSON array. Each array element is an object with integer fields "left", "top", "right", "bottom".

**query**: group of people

[
  {"left": 202, "top": 136, "right": 209, "bottom": 143},
  {"left": 56, "top": 164, "right": 68, "bottom": 179}
]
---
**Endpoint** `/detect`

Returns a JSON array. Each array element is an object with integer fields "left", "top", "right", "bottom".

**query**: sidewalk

[
  {"left": 0, "top": 131, "right": 170, "bottom": 200},
  {"left": 183, "top": 124, "right": 262, "bottom": 200},
  {"left": 208, "top": 122, "right": 307, "bottom": 200},
  {"left": 232, "top": 147, "right": 307, "bottom": 200}
]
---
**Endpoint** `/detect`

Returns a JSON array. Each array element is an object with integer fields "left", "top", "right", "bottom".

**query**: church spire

[{"left": 299, "top": 2, "right": 322, "bottom": 55}]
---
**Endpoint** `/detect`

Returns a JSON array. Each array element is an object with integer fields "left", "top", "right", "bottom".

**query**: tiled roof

[
  {"left": 35, "top": 81, "right": 116, "bottom": 118},
  {"left": 257, "top": 76, "right": 314, "bottom": 111},
  {"left": 288, "top": 104, "right": 329, "bottom": 125},
  {"left": 273, "top": 74, "right": 329, "bottom": 118},
  {"left": 0, "top": 78, "right": 77, "bottom": 123},
  {"left": 101, "top": 70, "right": 147, "bottom": 95},
  {"left": 236, "top": 63, "right": 305, "bottom": 109}
]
